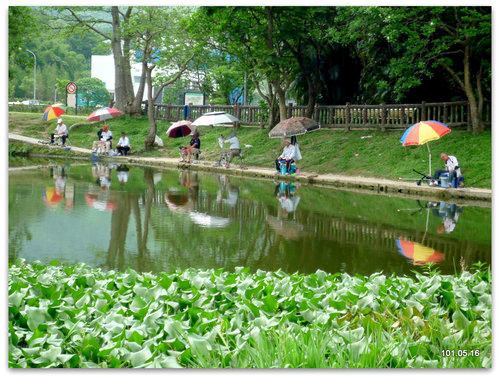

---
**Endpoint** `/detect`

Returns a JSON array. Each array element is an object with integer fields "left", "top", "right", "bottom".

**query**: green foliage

[
  {"left": 76, "top": 78, "right": 110, "bottom": 106},
  {"left": 9, "top": 261, "right": 491, "bottom": 368}
]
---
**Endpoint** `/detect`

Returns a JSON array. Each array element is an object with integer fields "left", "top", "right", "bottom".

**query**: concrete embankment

[{"left": 9, "top": 133, "right": 491, "bottom": 205}]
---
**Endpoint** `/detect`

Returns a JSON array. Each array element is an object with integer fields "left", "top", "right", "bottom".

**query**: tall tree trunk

[
  {"left": 274, "top": 81, "right": 288, "bottom": 122},
  {"left": 144, "top": 66, "right": 157, "bottom": 151},
  {"left": 463, "top": 40, "right": 483, "bottom": 135},
  {"left": 111, "top": 7, "right": 135, "bottom": 114}
]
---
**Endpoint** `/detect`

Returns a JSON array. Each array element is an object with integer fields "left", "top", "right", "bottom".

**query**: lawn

[{"left": 9, "top": 112, "right": 492, "bottom": 188}]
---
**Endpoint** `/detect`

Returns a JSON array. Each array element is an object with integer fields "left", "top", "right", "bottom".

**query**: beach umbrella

[
  {"left": 269, "top": 117, "right": 320, "bottom": 138},
  {"left": 400, "top": 120, "right": 451, "bottom": 176},
  {"left": 192, "top": 111, "right": 239, "bottom": 127},
  {"left": 42, "top": 104, "right": 67, "bottom": 121},
  {"left": 395, "top": 238, "right": 445, "bottom": 266},
  {"left": 87, "top": 107, "right": 122, "bottom": 122},
  {"left": 166, "top": 120, "right": 193, "bottom": 138}
]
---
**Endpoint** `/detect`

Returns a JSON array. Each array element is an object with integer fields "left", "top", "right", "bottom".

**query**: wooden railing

[{"left": 153, "top": 100, "right": 486, "bottom": 130}]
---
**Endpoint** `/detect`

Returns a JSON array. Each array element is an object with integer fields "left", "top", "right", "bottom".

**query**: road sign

[{"left": 66, "top": 82, "right": 77, "bottom": 94}]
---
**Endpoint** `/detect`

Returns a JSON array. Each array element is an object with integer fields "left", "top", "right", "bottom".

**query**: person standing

[
  {"left": 116, "top": 132, "right": 131, "bottom": 156},
  {"left": 274, "top": 138, "right": 296, "bottom": 175},
  {"left": 223, "top": 130, "right": 241, "bottom": 168},
  {"left": 50, "top": 118, "right": 68, "bottom": 145}
]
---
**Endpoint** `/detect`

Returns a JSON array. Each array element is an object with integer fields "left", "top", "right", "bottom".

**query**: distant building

[{"left": 91, "top": 55, "right": 204, "bottom": 105}]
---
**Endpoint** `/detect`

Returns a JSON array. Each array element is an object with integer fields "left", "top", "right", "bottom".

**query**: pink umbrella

[
  {"left": 166, "top": 120, "right": 193, "bottom": 138},
  {"left": 87, "top": 107, "right": 122, "bottom": 122}
]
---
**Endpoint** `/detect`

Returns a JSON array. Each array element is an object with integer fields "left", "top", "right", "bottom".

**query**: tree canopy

[{"left": 9, "top": 5, "right": 491, "bottom": 134}]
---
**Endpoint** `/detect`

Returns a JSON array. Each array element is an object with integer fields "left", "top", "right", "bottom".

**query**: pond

[{"left": 8, "top": 161, "right": 491, "bottom": 277}]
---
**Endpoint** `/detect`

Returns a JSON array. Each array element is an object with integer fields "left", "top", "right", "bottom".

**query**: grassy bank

[
  {"left": 8, "top": 112, "right": 492, "bottom": 188},
  {"left": 9, "top": 261, "right": 491, "bottom": 368}
]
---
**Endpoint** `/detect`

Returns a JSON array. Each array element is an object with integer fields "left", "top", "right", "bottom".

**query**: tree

[
  {"left": 76, "top": 77, "right": 110, "bottom": 106},
  {"left": 331, "top": 6, "right": 491, "bottom": 134},
  {"left": 195, "top": 7, "right": 296, "bottom": 127},
  {"left": 8, "top": 6, "right": 40, "bottom": 96},
  {"left": 59, "top": 6, "right": 143, "bottom": 116},
  {"left": 126, "top": 7, "right": 195, "bottom": 150}
]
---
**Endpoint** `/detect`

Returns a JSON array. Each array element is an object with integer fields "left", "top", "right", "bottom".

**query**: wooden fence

[{"left": 153, "top": 100, "right": 490, "bottom": 131}]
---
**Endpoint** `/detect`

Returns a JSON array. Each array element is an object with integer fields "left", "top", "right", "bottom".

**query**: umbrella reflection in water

[
  {"left": 189, "top": 211, "right": 231, "bottom": 228},
  {"left": 395, "top": 238, "right": 445, "bottom": 266}
]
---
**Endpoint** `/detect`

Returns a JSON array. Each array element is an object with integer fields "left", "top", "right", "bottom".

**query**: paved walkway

[{"left": 9, "top": 133, "right": 491, "bottom": 205}]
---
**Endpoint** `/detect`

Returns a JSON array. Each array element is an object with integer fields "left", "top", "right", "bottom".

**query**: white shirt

[
  {"left": 117, "top": 136, "right": 130, "bottom": 147},
  {"left": 101, "top": 130, "right": 112, "bottom": 141},
  {"left": 280, "top": 144, "right": 296, "bottom": 160},
  {"left": 445, "top": 155, "right": 461, "bottom": 177},
  {"left": 55, "top": 123, "right": 68, "bottom": 136},
  {"left": 224, "top": 136, "right": 240, "bottom": 150}
]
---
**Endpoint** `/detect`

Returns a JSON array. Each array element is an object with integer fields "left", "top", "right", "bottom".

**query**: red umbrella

[
  {"left": 87, "top": 107, "right": 122, "bottom": 122},
  {"left": 166, "top": 120, "right": 193, "bottom": 138}
]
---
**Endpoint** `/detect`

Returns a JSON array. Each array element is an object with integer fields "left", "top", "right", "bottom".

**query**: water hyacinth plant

[{"left": 8, "top": 260, "right": 491, "bottom": 368}]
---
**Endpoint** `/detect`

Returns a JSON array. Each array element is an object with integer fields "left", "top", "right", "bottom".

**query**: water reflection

[
  {"left": 8, "top": 163, "right": 491, "bottom": 276},
  {"left": 266, "top": 182, "right": 305, "bottom": 239},
  {"left": 393, "top": 200, "right": 463, "bottom": 266},
  {"left": 396, "top": 238, "right": 445, "bottom": 266},
  {"left": 43, "top": 165, "right": 74, "bottom": 211}
]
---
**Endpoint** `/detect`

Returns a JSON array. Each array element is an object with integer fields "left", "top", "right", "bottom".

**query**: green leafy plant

[{"left": 9, "top": 261, "right": 491, "bottom": 368}]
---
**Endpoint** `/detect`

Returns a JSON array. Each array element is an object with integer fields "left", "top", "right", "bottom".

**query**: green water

[{"left": 8, "top": 161, "right": 491, "bottom": 276}]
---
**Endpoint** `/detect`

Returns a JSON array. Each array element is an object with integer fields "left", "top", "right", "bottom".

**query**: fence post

[
  {"left": 233, "top": 103, "right": 240, "bottom": 129},
  {"left": 345, "top": 102, "right": 351, "bottom": 132},
  {"left": 166, "top": 104, "right": 171, "bottom": 121},
  {"left": 362, "top": 107, "right": 367, "bottom": 125},
  {"left": 210, "top": 103, "right": 215, "bottom": 112},
  {"left": 380, "top": 103, "right": 386, "bottom": 131},
  {"left": 314, "top": 103, "right": 320, "bottom": 122},
  {"left": 443, "top": 104, "right": 448, "bottom": 125},
  {"left": 287, "top": 102, "right": 293, "bottom": 119},
  {"left": 421, "top": 101, "right": 426, "bottom": 121}
]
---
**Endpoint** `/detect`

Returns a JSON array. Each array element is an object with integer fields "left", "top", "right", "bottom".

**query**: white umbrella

[
  {"left": 192, "top": 111, "right": 239, "bottom": 144},
  {"left": 192, "top": 111, "right": 239, "bottom": 127}
]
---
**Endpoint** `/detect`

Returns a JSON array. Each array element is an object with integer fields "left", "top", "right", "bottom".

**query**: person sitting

[
  {"left": 274, "top": 138, "right": 296, "bottom": 175},
  {"left": 50, "top": 118, "right": 68, "bottom": 145},
  {"left": 116, "top": 132, "right": 131, "bottom": 156},
  {"left": 93, "top": 125, "right": 113, "bottom": 153},
  {"left": 180, "top": 131, "right": 200, "bottom": 163},
  {"left": 430, "top": 153, "right": 461, "bottom": 187}
]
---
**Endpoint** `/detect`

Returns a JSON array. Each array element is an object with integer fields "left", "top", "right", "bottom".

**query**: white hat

[{"left": 57, "top": 118, "right": 63, "bottom": 123}]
